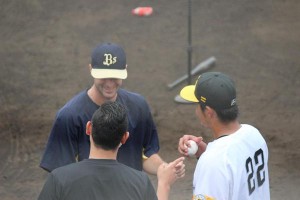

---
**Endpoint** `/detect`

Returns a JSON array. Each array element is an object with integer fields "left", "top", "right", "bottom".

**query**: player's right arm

[
  {"left": 157, "top": 157, "right": 185, "bottom": 200},
  {"left": 178, "top": 135, "right": 207, "bottom": 158},
  {"left": 40, "top": 112, "right": 78, "bottom": 172}
]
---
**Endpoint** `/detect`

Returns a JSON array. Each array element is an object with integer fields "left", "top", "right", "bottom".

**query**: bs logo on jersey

[{"left": 103, "top": 54, "right": 117, "bottom": 66}]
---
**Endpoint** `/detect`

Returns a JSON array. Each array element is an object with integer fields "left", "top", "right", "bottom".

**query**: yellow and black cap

[
  {"left": 91, "top": 42, "right": 127, "bottom": 79},
  {"left": 180, "top": 72, "right": 237, "bottom": 110}
]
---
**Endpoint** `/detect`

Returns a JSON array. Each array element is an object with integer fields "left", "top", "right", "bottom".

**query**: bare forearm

[
  {"left": 157, "top": 182, "right": 170, "bottom": 200},
  {"left": 156, "top": 157, "right": 185, "bottom": 200},
  {"left": 143, "top": 153, "right": 164, "bottom": 175}
]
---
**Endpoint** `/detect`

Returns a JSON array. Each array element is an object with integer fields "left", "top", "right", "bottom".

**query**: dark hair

[
  {"left": 91, "top": 101, "right": 128, "bottom": 150},
  {"left": 200, "top": 102, "right": 239, "bottom": 123}
]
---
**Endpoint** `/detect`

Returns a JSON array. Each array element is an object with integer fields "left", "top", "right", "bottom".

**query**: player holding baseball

[{"left": 178, "top": 72, "right": 270, "bottom": 200}]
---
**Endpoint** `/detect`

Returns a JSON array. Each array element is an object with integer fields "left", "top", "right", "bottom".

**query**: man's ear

[
  {"left": 86, "top": 121, "right": 92, "bottom": 136},
  {"left": 205, "top": 106, "right": 216, "bottom": 118},
  {"left": 88, "top": 64, "right": 92, "bottom": 72},
  {"left": 121, "top": 132, "right": 130, "bottom": 144}
]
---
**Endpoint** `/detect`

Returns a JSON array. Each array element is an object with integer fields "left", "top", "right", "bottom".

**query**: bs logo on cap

[{"left": 91, "top": 43, "right": 128, "bottom": 79}]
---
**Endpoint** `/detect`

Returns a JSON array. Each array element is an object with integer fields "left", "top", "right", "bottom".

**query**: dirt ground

[{"left": 0, "top": 0, "right": 300, "bottom": 199}]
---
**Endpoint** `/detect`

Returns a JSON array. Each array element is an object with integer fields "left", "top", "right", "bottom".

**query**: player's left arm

[{"left": 143, "top": 153, "right": 165, "bottom": 175}]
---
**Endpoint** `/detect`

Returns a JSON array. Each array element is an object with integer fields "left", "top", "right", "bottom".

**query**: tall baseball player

[
  {"left": 178, "top": 72, "right": 270, "bottom": 200},
  {"left": 40, "top": 42, "right": 171, "bottom": 175}
]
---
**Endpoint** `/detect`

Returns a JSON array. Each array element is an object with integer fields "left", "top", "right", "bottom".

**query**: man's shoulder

[
  {"left": 119, "top": 163, "right": 148, "bottom": 182},
  {"left": 119, "top": 162, "right": 148, "bottom": 177},
  {"left": 240, "top": 124, "right": 259, "bottom": 132},
  {"left": 63, "top": 90, "right": 89, "bottom": 108},
  {"left": 57, "top": 90, "right": 95, "bottom": 116},
  {"left": 50, "top": 160, "right": 89, "bottom": 182},
  {"left": 118, "top": 88, "right": 144, "bottom": 99},
  {"left": 52, "top": 160, "right": 149, "bottom": 184},
  {"left": 52, "top": 161, "right": 83, "bottom": 174},
  {"left": 118, "top": 89, "right": 148, "bottom": 106},
  {"left": 239, "top": 124, "right": 267, "bottom": 144}
]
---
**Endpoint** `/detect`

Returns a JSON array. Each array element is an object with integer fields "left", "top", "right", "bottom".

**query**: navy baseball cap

[
  {"left": 180, "top": 72, "right": 237, "bottom": 110},
  {"left": 91, "top": 43, "right": 127, "bottom": 79}
]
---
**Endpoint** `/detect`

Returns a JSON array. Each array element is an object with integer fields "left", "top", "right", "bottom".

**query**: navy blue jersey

[{"left": 40, "top": 89, "right": 160, "bottom": 172}]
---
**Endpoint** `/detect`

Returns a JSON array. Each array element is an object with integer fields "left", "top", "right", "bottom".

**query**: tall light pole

[{"left": 171, "top": 0, "right": 216, "bottom": 103}]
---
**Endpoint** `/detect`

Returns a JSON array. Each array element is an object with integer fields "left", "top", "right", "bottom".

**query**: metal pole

[
  {"left": 173, "top": 0, "right": 217, "bottom": 103},
  {"left": 187, "top": 0, "right": 192, "bottom": 85},
  {"left": 167, "top": 56, "right": 216, "bottom": 89}
]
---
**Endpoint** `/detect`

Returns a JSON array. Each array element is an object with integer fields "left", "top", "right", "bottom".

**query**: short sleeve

[
  {"left": 38, "top": 173, "right": 61, "bottom": 200},
  {"left": 40, "top": 112, "right": 78, "bottom": 172},
  {"left": 142, "top": 103, "right": 160, "bottom": 158}
]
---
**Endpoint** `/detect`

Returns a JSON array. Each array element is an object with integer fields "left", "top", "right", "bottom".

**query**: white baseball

[{"left": 187, "top": 140, "right": 198, "bottom": 156}]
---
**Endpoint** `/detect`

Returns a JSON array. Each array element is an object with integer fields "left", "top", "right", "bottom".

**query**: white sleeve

[{"left": 193, "top": 156, "right": 231, "bottom": 199}]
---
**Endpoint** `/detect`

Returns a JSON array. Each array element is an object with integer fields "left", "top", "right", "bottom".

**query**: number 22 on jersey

[{"left": 245, "top": 148, "right": 266, "bottom": 195}]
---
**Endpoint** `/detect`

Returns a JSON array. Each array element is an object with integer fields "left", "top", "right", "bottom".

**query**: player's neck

[
  {"left": 212, "top": 120, "right": 241, "bottom": 139},
  {"left": 87, "top": 86, "right": 104, "bottom": 106},
  {"left": 89, "top": 146, "right": 118, "bottom": 160},
  {"left": 87, "top": 85, "right": 118, "bottom": 106}
]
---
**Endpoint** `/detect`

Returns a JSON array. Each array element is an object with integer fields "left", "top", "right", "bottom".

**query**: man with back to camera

[
  {"left": 177, "top": 72, "right": 270, "bottom": 200},
  {"left": 40, "top": 42, "right": 171, "bottom": 175},
  {"left": 38, "top": 101, "right": 185, "bottom": 200}
]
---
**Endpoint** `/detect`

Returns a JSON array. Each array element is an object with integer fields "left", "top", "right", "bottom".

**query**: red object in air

[{"left": 132, "top": 7, "right": 153, "bottom": 16}]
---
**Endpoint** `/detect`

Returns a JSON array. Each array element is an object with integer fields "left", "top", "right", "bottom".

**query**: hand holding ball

[{"left": 187, "top": 140, "right": 198, "bottom": 156}]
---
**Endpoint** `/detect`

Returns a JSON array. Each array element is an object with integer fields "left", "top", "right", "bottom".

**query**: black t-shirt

[{"left": 38, "top": 159, "right": 157, "bottom": 200}]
